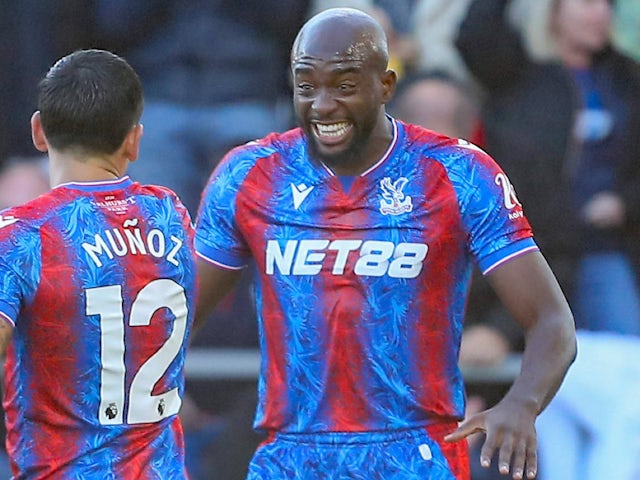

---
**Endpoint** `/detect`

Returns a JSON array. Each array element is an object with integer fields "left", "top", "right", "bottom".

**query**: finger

[
  {"left": 525, "top": 437, "right": 538, "bottom": 479},
  {"left": 510, "top": 438, "right": 527, "bottom": 480},
  {"left": 479, "top": 429, "right": 500, "bottom": 469},
  {"left": 444, "top": 418, "right": 483, "bottom": 443},
  {"left": 497, "top": 432, "right": 514, "bottom": 475}
]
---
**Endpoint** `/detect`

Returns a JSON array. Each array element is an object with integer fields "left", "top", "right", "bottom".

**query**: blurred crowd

[{"left": 1, "top": 1, "right": 639, "bottom": 479}]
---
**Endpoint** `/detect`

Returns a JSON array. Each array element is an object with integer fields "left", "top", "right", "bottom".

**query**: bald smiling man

[{"left": 193, "top": 8, "right": 576, "bottom": 480}]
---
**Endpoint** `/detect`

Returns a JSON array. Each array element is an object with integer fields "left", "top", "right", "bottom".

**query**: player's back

[{"left": 0, "top": 177, "right": 195, "bottom": 479}]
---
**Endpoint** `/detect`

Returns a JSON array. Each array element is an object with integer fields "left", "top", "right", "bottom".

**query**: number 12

[{"left": 85, "top": 279, "right": 188, "bottom": 425}]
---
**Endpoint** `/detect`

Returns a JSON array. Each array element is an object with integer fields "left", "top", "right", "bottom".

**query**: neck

[
  {"left": 48, "top": 150, "right": 125, "bottom": 188},
  {"left": 326, "top": 113, "right": 394, "bottom": 176},
  {"left": 556, "top": 42, "right": 593, "bottom": 69}
]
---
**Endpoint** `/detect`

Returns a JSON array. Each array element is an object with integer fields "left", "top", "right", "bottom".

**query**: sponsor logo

[
  {"left": 291, "top": 183, "right": 314, "bottom": 210},
  {"left": 105, "top": 403, "right": 119, "bottom": 420},
  {"left": 265, "top": 239, "right": 428, "bottom": 278},
  {"left": 91, "top": 195, "right": 136, "bottom": 215},
  {"left": 379, "top": 177, "right": 412, "bottom": 215}
]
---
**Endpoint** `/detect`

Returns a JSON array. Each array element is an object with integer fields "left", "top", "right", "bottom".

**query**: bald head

[
  {"left": 290, "top": 7, "right": 397, "bottom": 175},
  {"left": 292, "top": 8, "right": 389, "bottom": 71}
]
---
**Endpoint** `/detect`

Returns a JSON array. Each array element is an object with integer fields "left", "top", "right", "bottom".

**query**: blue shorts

[{"left": 246, "top": 423, "right": 470, "bottom": 480}]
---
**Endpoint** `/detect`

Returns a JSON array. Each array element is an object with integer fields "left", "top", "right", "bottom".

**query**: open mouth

[{"left": 312, "top": 122, "right": 353, "bottom": 145}]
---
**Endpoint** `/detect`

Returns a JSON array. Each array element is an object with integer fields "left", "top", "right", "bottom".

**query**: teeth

[{"left": 316, "top": 122, "right": 349, "bottom": 137}]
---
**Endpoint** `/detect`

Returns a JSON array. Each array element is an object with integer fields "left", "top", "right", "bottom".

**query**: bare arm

[
  {"left": 446, "top": 250, "right": 576, "bottom": 479},
  {"left": 0, "top": 319, "right": 13, "bottom": 357},
  {"left": 194, "top": 257, "right": 244, "bottom": 333},
  {"left": 488, "top": 250, "right": 576, "bottom": 410}
]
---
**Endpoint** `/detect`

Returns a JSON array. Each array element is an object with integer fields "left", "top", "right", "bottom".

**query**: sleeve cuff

[
  {"left": 194, "top": 238, "right": 248, "bottom": 270},
  {"left": 479, "top": 238, "right": 539, "bottom": 275},
  {"left": 0, "top": 308, "right": 16, "bottom": 327}
]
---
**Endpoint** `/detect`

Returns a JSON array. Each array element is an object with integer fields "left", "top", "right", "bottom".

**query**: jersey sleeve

[
  {"left": 0, "top": 221, "right": 42, "bottom": 325},
  {"left": 452, "top": 140, "right": 538, "bottom": 274},
  {"left": 194, "top": 147, "right": 257, "bottom": 269}
]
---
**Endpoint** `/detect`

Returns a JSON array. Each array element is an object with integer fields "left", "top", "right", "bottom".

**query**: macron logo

[
  {"left": 0, "top": 215, "right": 18, "bottom": 229},
  {"left": 291, "top": 183, "right": 314, "bottom": 210}
]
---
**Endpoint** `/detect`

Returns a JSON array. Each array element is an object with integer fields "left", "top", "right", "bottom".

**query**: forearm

[
  {"left": 486, "top": 251, "right": 577, "bottom": 412},
  {"left": 194, "top": 259, "right": 243, "bottom": 333},
  {"left": 454, "top": 252, "right": 576, "bottom": 477},
  {"left": 505, "top": 310, "right": 576, "bottom": 413}
]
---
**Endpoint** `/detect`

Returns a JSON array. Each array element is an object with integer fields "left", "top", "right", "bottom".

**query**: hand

[
  {"left": 444, "top": 396, "right": 539, "bottom": 479},
  {"left": 581, "top": 191, "right": 625, "bottom": 229}
]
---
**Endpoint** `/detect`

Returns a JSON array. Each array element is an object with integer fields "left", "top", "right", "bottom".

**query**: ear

[
  {"left": 381, "top": 69, "right": 398, "bottom": 104},
  {"left": 31, "top": 112, "right": 49, "bottom": 153},
  {"left": 122, "top": 123, "right": 144, "bottom": 162}
]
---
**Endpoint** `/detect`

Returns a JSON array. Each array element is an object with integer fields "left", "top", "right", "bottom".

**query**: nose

[{"left": 311, "top": 88, "right": 337, "bottom": 115}]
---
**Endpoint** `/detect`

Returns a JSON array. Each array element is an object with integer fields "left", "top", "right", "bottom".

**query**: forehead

[{"left": 292, "top": 23, "right": 379, "bottom": 72}]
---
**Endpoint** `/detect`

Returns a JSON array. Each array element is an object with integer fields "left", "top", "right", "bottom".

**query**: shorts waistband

[{"left": 270, "top": 422, "right": 459, "bottom": 446}]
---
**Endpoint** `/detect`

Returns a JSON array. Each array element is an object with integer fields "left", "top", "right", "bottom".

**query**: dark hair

[{"left": 37, "top": 49, "right": 143, "bottom": 155}]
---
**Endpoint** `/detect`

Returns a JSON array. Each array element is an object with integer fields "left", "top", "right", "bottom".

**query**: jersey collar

[{"left": 55, "top": 176, "right": 134, "bottom": 192}]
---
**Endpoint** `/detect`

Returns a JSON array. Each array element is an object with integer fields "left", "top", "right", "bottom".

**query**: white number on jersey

[{"left": 85, "top": 279, "right": 188, "bottom": 425}]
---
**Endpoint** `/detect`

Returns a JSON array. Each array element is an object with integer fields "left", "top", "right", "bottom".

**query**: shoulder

[
  {"left": 595, "top": 47, "right": 639, "bottom": 73},
  {"left": 210, "top": 128, "right": 304, "bottom": 184},
  {"left": 229, "top": 128, "right": 302, "bottom": 163},
  {"left": 400, "top": 121, "right": 498, "bottom": 173},
  {"left": 128, "top": 183, "right": 195, "bottom": 232},
  {"left": 0, "top": 190, "right": 65, "bottom": 235},
  {"left": 0, "top": 194, "right": 57, "bottom": 256},
  {"left": 136, "top": 183, "right": 186, "bottom": 207}
]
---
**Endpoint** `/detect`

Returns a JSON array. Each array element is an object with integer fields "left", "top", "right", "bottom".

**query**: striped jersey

[
  {"left": 195, "top": 118, "right": 536, "bottom": 434},
  {"left": 0, "top": 176, "right": 195, "bottom": 479}
]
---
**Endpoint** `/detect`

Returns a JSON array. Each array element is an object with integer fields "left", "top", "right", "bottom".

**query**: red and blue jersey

[
  {"left": 195, "top": 118, "right": 536, "bottom": 434},
  {"left": 0, "top": 176, "right": 196, "bottom": 479}
]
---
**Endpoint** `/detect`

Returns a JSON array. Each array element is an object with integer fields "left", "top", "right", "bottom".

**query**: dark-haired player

[{"left": 0, "top": 49, "right": 195, "bottom": 479}]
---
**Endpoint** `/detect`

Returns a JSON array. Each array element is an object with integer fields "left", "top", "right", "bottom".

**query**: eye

[
  {"left": 338, "top": 82, "right": 356, "bottom": 93},
  {"left": 296, "top": 83, "right": 315, "bottom": 97}
]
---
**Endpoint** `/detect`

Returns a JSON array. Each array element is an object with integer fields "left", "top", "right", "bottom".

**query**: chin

[{"left": 307, "top": 137, "right": 355, "bottom": 167}]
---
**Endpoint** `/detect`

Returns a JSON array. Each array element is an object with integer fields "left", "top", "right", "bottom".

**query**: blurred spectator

[
  {"left": 410, "top": 0, "right": 478, "bottom": 90},
  {"left": 457, "top": 0, "right": 640, "bottom": 478},
  {"left": 0, "top": 156, "right": 49, "bottom": 210},
  {"left": 95, "top": 1, "right": 310, "bottom": 215},
  {"left": 390, "top": 70, "right": 480, "bottom": 141},
  {"left": 456, "top": 0, "right": 640, "bottom": 336},
  {"left": 389, "top": 70, "right": 513, "bottom": 480}
]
